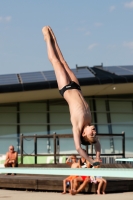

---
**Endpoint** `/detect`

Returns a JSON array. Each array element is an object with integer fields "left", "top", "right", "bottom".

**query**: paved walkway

[{"left": 0, "top": 190, "right": 133, "bottom": 200}]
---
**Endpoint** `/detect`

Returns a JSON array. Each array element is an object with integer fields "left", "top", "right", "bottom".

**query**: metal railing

[{"left": 20, "top": 132, "right": 125, "bottom": 164}]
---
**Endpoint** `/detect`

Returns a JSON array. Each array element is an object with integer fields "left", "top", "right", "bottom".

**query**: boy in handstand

[{"left": 42, "top": 26, "right": 101, "bottom": 166}]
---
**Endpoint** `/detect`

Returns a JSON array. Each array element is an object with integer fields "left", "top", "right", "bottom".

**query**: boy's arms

[
  {"left": 94, "top": 137, "right": 101, "bottom": 162},
  {"left": 73, "top": 127, "right": 101, "bottom": 166},
  {"left": 73, "top": 127, "right": 96, "bottom": 165}
]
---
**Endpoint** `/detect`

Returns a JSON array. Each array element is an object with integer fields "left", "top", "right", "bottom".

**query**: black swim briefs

[{"left": 59, "top": 81, "right": 81, "bottom": 97}]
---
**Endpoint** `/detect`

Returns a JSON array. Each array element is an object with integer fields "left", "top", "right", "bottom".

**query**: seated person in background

[
  {"left": 90, "top": 165, "right": 107, "bottom": 195},
  {"left": 4, "top": 145, "right": 18, "bottom": 174},
  {"left": 70, "top": 149, "right": 91, "bottom": 195},
  {"left": 95, "top": 176, "right": 107, "bottom": 195},
  {"left": 62, "top": 155, "right": 79, "bottom": 194}
]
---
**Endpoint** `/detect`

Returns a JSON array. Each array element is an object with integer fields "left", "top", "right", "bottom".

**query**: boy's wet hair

[{"left": 81, "top": 135, "right": 97, "bottom": 145}]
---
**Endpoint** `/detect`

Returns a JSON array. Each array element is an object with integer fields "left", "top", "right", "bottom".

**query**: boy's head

[{"left": 81, "top": 125, "right": 97, "bottom": 145}]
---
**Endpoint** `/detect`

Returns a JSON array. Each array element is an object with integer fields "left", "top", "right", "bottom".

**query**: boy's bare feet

[
  {"left": 102, "top": 191, "right": 105, "bottom": 194},
  {"left": 42, "top": 26, "right": 51, "bottom": 41},
  {"left": 47, "top": 26, "right": 56, "bottom": 41},
  {"left": 47, "top": 26, "right": 65, "bottom": 64}
]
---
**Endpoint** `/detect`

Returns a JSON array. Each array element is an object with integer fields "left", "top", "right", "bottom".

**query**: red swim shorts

[{"left": 81, "top": 176, "right": 87, "bottom": 181}]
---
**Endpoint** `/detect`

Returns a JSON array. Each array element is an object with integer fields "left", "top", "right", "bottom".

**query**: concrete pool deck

[{"left": 0, "top": 189, "right": 133, "bottom": 200}]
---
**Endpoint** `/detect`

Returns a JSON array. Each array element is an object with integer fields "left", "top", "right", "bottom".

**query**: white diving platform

[
  {"left": 115, "top": 158, "right": 133, "bottom": 162},
  {"left": 1, "top": 167, "right": 133, "bottom": 178}
]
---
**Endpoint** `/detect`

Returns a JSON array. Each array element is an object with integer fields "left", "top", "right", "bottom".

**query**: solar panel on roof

[
  {"left": 43, "top": 71, "right": 56, "bottom": 81},
  {"left": 72, "top": 68, "right": 95, "bottom": 78},
  {"left": 0, "top": 74, "right": 19, "bottom": 85},
  {"left": 43, "top": 68, "right": 95, "bottom": 81},
  {"left": 0, "top": 67, "right": 97, "bottom": 87},
  {"left": 20, "top": 72, "right": 46, "bottom": 83},
  {"left": 104, "top": 66, "right": 133, "bottom": 76}
]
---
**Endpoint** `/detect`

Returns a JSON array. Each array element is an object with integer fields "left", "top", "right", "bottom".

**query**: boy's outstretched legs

[
  {"left": 42, "top": 26, "right": 80, "bottom": 90},
  {"left": 46, "top": 26, "right": 79, "bottom": 85},
  {"left": 42, "top": 26, "right": 70, "bottom": 90}
]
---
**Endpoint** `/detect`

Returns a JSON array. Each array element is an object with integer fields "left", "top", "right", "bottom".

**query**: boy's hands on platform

[{"left": 92, "top": 157, "right": 102, "bottom": 166}]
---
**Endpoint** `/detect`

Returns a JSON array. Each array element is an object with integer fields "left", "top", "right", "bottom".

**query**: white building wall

[{"left": 0, "top": 96, "right": 133, "bottom": 160}]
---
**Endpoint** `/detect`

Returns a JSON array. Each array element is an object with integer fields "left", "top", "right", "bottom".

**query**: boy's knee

[{"left": 49, "top": 56, "right": 60, "bottom": 64}]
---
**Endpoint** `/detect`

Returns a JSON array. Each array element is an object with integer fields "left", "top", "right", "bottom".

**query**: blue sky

[{"left": 0, "top": 0, "right": 133, "bottom": 75}]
